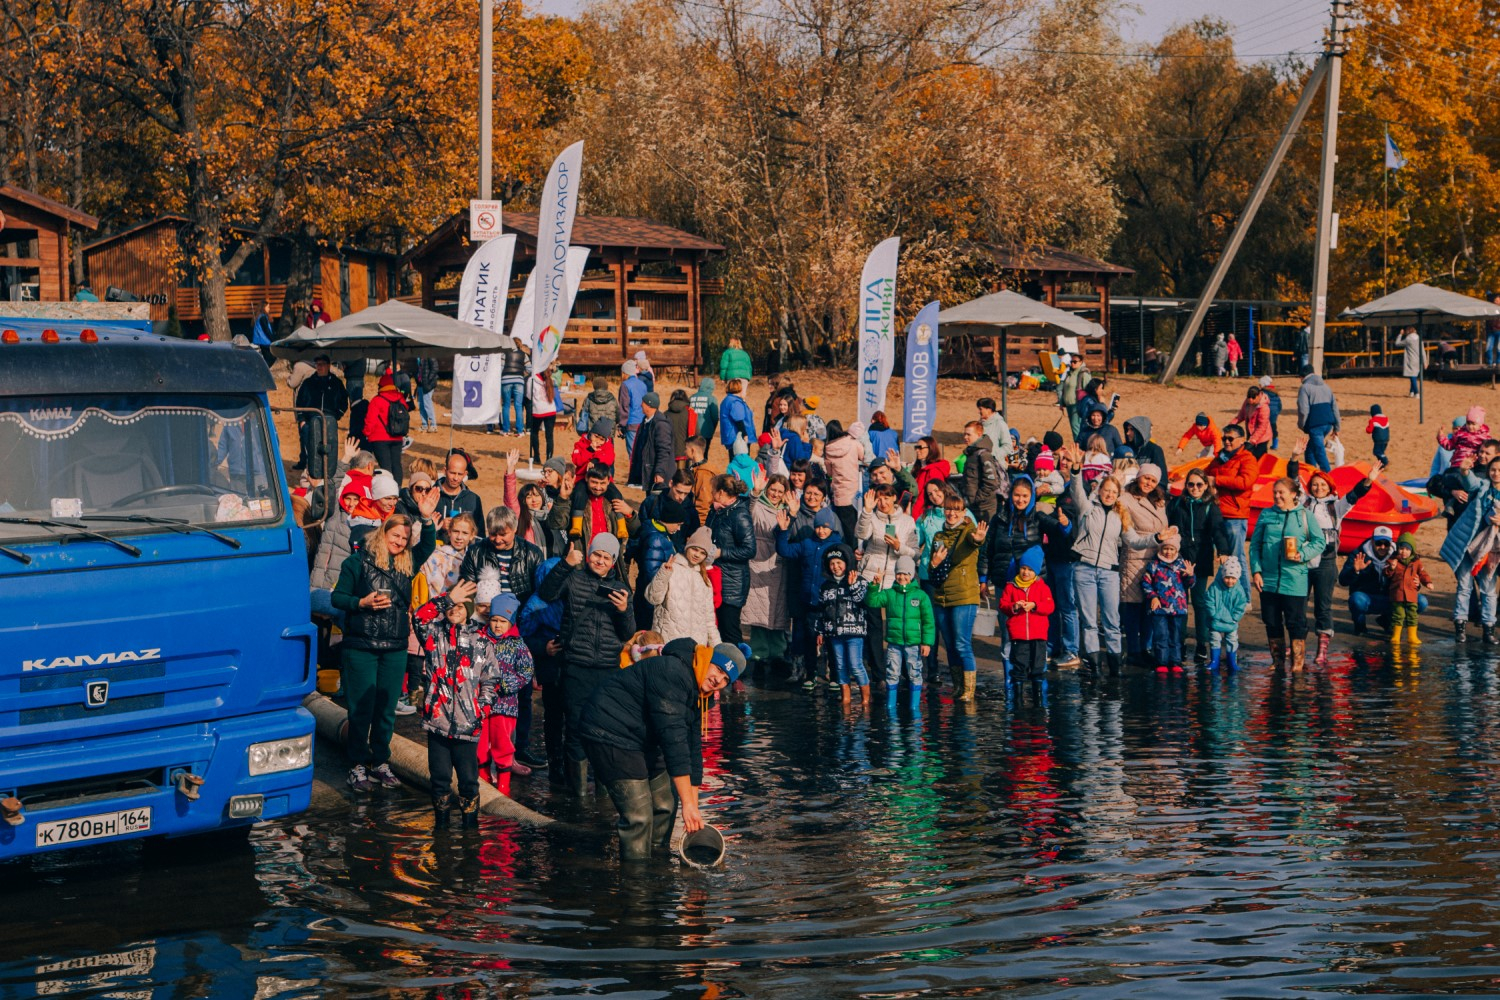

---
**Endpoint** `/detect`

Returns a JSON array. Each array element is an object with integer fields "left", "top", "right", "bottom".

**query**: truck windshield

[{"left": 0, "top": 394, "right": 282, "bottom": 543}]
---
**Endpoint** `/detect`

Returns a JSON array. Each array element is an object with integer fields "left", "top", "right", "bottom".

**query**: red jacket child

[
  {"left": 364, "top": 372, "right": 406, "bottom": 443},
  {"left": 998, "top": 548, "right": 1054, "bottom": 641},
  {"left": 571, "top": 431, "right": 617, "bottom": 480}
]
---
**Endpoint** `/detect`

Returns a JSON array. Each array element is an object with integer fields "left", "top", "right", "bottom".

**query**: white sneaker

[{"left": 394, "top": 698, "right": 417, "bottom": 716}]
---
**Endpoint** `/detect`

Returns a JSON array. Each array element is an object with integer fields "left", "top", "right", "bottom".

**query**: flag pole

[{"left": 1383, "top": 136, "right": 1389, "bottom": 295}]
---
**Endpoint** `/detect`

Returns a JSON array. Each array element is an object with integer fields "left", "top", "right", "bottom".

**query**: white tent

[
  {"left": 1341, "top": 282, "right": 1500, "bottom": 326},
  {"left": 938, "top": 290, "right": 1106, "bottom": 417},
  {"left": 938, "top": 290, "right": 1108, "bottom": 339},
  {"left": 271, "top": 299, "right": 515, "bottom": 362}
]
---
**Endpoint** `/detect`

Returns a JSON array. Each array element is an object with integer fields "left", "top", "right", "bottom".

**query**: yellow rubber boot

[
  {"left": 1389, "top": 623, "right": 1403, "bottom": 644},
  {"left": 1405, "top": 625, "right": 1421, "bottom": 646}
]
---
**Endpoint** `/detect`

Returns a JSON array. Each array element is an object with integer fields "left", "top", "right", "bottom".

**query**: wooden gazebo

[
  {"left": 403, "top": 211, "right": 723, "bottom": 367},
  {"left": 948, "top": 244, "right": 1131, "bottom": 375},
  {"left": 0, "top": 185, "right": 98, "bottom": 303}
]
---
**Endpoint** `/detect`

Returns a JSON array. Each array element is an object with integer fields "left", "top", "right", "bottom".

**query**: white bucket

[{"left": 975, "top": 606, "right": 999, "bottom": 637}]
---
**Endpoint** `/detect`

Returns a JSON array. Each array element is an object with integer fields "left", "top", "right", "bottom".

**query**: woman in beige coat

[
  {"left": 1118, "top": 462, "right": 1175, "bottom": 667},
  {"left": 646, "top": 527, "right": 721, "bottom": 647},
  {"left": 743, "top": 474, "right": 792, "bottom": 665}
]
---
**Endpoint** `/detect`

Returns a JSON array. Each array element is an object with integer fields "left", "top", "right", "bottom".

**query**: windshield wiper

[
  {"left": 0, "top": 516, "right": 142, "bottom": 557},
  {"left": 75, "top": 514, "right": 242, "bottom": 550},
  {"left": 0, "top": 543, "right": 31, "bottom": 565}
]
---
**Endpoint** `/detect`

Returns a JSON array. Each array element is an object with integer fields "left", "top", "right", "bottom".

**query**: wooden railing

[{"left": 175, "top": 284, "right": 286, "bottom": 321}]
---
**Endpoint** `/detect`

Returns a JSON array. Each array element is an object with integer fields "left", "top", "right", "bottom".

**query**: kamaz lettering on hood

[{"left": 22, "top": 649, "right": 161, "bottom": 672}]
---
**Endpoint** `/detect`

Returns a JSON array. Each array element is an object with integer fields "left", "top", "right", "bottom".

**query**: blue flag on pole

[
  {"left": 902, "top": 301, "right": 940, "bottom": 443},
  {"left": 1384, "top": 129, "right": 1407, "bottom": 170}
]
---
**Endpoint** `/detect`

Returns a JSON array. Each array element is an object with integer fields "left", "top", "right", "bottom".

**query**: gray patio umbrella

[
  {"left": 1341, "top": 282, "right": 1500, "bottom": 326},
  {"left": 938, "top": 290, "right": 1107, "bottom": 419},
  {"left": 271, "top": 299, "right": 515, "bottom": 362},
  {"left": 1341, "top": 282, "right": 1500, "bottom": 424}
]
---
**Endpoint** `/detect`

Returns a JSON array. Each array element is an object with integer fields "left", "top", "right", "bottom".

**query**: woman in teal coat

[{"left": 1248, "top": 477, "right": 1326, "bottom": 671}]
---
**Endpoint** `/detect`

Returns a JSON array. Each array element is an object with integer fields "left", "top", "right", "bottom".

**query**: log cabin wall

[{"left": 0, "top": 185, "right": 98, "bottom": 303}]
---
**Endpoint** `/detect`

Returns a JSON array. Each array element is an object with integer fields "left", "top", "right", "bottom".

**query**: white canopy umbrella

[
  {"left": 271, "top": 299, "right": 516, "bottom": 362},
  {"left": 1341, "top": 282, "right": 1500, "bottom": 326},
  {"left": 1341, "top": 282, "right": 1500, "bottom": 424},
  {"left": 938, "top": 290, "right": 1107, "bottom": 417}
]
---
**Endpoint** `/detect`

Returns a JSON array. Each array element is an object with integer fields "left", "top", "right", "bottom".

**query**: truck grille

[{"left": 20, "top": 694, "right": 166, "bottom": 726}]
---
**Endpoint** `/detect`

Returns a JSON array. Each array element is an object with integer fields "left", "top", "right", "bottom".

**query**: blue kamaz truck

[{"left": 0, "top": 323, "right": 316, "bottom": 858}]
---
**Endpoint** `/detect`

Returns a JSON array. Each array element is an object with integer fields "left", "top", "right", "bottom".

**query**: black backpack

[{"left": 385, "top": 397, "right": 411, "bottom": 437}]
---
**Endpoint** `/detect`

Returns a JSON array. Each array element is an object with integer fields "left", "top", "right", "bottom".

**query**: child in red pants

[{"left": 478, "top": 594, "right": 535, "bottom": 795}]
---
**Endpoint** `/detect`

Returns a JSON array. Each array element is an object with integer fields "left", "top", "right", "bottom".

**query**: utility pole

[
  {"left": 479, "top": 0, "right": 493, "bottom": 201},
  {"left": 1308, "top": 0, "right": 1348, "bottom": 373},
  {"left": 1157, "top": 1, "right": 1346, "bottom": 385}
]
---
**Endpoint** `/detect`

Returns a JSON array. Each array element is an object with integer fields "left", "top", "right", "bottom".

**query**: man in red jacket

[
  {"left": 1206, "top": 422, "right": 1258, "bottom": 598},
  {"left": 364, "top": 370, "right": 408, "bottom": 479}
]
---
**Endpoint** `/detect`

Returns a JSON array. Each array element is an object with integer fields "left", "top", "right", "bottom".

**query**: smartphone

[
  {"left": 597, "top": 583, "right": 621, "bottom": 598},
  {"left": 884, "top": 523, "right": 897, "bottom": 537},
  {"left": 374, "top": 588, "right": 392, "bottom": 602},
  {"left": 1109, "top": 392, "right": 1121, "bottom": 410}
]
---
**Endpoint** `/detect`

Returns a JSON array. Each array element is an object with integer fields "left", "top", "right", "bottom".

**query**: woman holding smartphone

[{"left": 332, "top": 490, "right": 441, "bottom": 793}]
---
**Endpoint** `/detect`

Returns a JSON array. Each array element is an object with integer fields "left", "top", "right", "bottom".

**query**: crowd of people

[{"left": 292, "top": 341, "right": 1500, "bottom": 861}]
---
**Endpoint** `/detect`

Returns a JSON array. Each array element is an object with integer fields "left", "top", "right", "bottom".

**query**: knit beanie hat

[
  {"left": 1469, "top": 405, "right": 1486, "bottom": 425},
  {"left": 1033, "top": 447, "right": 1056, "bottom": 473},
  {"left": 642, "top": 391, "right": 660, "bottom": 409},
  {"left": 711, "top": 643, "right": 747, "bottom": 685},
  {"left": 1017, "top": 545, "right": 1045, "bottom": 575},
  {"left": 655, "top": 495, "right": 690, "bottom": 525},
  {"left": 370, "top": 472, "right": 399, "bottom": 501},
  {"left": 1195, "top": 412, "right": 1209, "bottom": 426},
  {"left": 813, "top": 508, "right": 838, "bottom": 531},
  {"left": 621, "top": 359, "right": 638, "bottom": 376},
  {"left": 489, "top": 593, "right": 521, "bottom": 623},
  {"left": 1219, "top": 556, "right": 1242, "bottom": 579},
  {"left": 1138, "top": 463, "right": 1162, "bottom": 482},
  {"left": 592, "top": 416, "right": 616, "bottom": 439},
  {"left": 1042, "top": 430, "right": 1064, "bottom": 452},
  {"left": 685, "top": 526, "right": 715, "bottom": 557},
  {"left": 1397, "top": 532, "right": 1418, "bottom": 552},
  {"left": 589, "top": 532, "right": 621, "bottom": 561},
  {"left": 1370, "top": 404, "right": 1382, "bottom": 416},
  {"left": 895, "top": 555, "right": 916, "bottom": 577}
]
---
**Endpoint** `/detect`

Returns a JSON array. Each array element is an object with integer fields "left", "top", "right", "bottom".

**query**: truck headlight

[{"left": 247, "top": 735, "right": 312, "bottom": 776}]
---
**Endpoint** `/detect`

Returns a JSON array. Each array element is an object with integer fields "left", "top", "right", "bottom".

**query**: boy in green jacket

[{"left": 867, "top": 555, "right": 936, "bottom": 712}]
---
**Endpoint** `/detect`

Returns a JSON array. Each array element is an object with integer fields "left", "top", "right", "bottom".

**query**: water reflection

[{"left": 9, "top": 647, "right": 1500, "bottom": 996}]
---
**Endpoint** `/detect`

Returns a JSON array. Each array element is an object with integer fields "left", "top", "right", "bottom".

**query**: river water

[{"left": 8, "top": 646, "right": 1500, "bottom": 998}]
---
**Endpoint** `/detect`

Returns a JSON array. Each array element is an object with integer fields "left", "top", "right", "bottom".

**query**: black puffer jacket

[
  {"left": 458, "top": 537, "right": 543, "bottom": 604},
  {"left": 708, "top": 496, "right": 756, "bottom": 606},
  {"left": 1167, "top": 493, "right": 1230, "bottom": 571},
  {"left": 980, "top": 475, "right": 1064, "bottom": 583},
  {"left": 331, "top": 521, "right": 437, "bottom": 651},
  {"left": 537, "top": 558, "right": 637, "bottom": 670},
  {"left": 578, "top": 637, "right": 704, "bottom": 784},
  {"left": 638, "top": 413, "right": 677, "bottom": 489}
]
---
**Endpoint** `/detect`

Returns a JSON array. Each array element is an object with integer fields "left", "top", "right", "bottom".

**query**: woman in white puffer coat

[{"left": 646, "top": 526, "right": 722, "bottom": 646}]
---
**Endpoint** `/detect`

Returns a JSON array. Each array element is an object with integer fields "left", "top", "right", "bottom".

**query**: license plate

[{"left": 35, "top": 807, "right": 152, "bottom": 847}]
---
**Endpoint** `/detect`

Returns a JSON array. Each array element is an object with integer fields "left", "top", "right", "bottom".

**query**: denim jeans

[
  {"left": 1303, "top": 426, "right": 1333, "bottom": 472},
  {"left": 625, "top": 426, "right": 639, "bottom": 458},
  {"left": 1223, "top": 518, "right": 1250, "bottom": 600},
  {"left": 1150, "top": 614, "right": 1185, "bottom": 666},
  {"left": 885, "top": 644, "right": 923, "bottom": 687},
  {"left": 1453, "top": 559, "right": 1497, "bottom": 625},
  {"left": 500, "top": 380, "right": 525, "bottom": 434},
  {"left": 1409, "top": 376, "right": 1421, "bottom": 395},
  {"left": 418, "top": 388, "right": 436, "bottom": 430},
  {"left": 933, "top": 603, "right": 977, "bottom": 675},
  {"left": 1349, "top": 590, "right": 1428, "bottom": 627},
  {"left": 831, "top": 637, "right": 868, "bottom": 686},
  {"left": 1488, "top": 331, "right": 1500, "bottom": 367},
  {"left": 1048, "top": 559, "right": 1080, "bottom": 658},
  {"left": 1073, "top": 563, "right": 1121, "bottom": 656},
  {"left": 1120, "top": 601, "right": 1151, "bottom": 656},
  {"left": 1189, "top": 572, "right": 1211, "bottom": 652}
]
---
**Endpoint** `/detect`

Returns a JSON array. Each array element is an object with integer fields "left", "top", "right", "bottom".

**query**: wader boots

[
  {"left": 648, "top": 772, "right": 677, "bottom": 856},
  {"left": 458, "top": 796, "right": 479, "bottom": 827},
  {"left": 566, "top": 760, "right": 590, "bottom": 800},
  {"left": 1315, "top": 633, "right": 1331, "bottom": 665},
  {"left": 1290, "top": 638, "right": 1306, "bottom": 672},
  {"left": 958, "top": 671, "right": 976, "bottom": 703},
  {"left": 607, "top": 779, "right": 655, "bottom": 861},
  {"left": 432, "top": 792, "right": 452, "bottom": 829}
]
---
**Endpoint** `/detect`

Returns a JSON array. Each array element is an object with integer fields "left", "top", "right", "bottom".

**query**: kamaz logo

[{"left": 22, "top": 649, "right": 161, "bottom": 672}]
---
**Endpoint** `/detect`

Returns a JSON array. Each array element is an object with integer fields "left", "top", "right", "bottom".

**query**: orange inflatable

[{"left": 1167, "top": 456, "right": 1437, "bottom": 554}]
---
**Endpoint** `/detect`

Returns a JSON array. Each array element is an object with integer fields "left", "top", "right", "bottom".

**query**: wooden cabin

[
  {"left": 403, "top": 211, "right": 723, "bottom": 367},
  {"left": 83, "top": 215, "right": 396, "bottom": 334},
  {"left": 947, "top": 244, "right": 1131, "bottom": 376},
  {"left": 0, "top": 185, "right": 99, "bottom": 304}
]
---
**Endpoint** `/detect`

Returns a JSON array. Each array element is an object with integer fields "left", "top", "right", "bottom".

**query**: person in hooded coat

[
  {"left": 1296, "top": 365, "right": 1341, "bottom": 472},
  {"left": 1123, "top": 416, "right": 1167, "bottom": 475},
  {"left": 666, "top": 389, "right": 697, "bottom": 471},
  {"left": 744, "top": 475, "right": 791, "bottom": 666},
  {"left": 1167, "top": 467, "right": 1230, "bottom": 663},
  {"left": 581, "top": 378, "right": 617, "bottom": 435}
]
